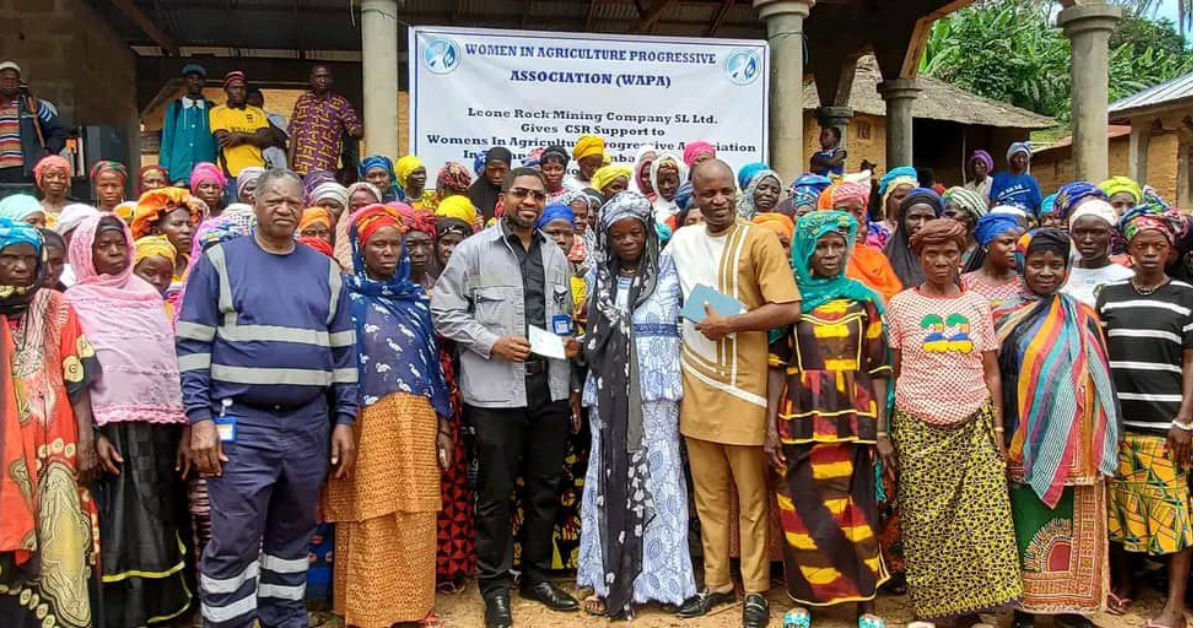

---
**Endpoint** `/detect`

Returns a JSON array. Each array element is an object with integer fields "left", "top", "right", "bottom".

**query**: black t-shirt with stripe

[{"left": 1096, "top": 279, "right": 1193, "bottom": 433}]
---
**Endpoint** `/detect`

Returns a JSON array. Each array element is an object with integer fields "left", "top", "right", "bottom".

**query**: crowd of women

[{"left": 0, "top": 133, "right": 1191, "bottom": 628}]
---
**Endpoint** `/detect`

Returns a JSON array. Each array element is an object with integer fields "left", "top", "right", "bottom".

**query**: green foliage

[{"left": 919, "top": 0, "right": 1192, "bottom": 122}]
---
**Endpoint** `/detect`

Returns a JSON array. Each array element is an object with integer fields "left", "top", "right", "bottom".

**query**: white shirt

[
  {"left": 1064, "top": 263, "right": 1134, "bottom": 308},
  {"left": 963, "top": 176, "right": 993, "bottom": 203}
]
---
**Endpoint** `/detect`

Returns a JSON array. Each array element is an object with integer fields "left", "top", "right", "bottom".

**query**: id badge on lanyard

[{"left": 215, "top": 399, "right": 237, "bottom": 444}]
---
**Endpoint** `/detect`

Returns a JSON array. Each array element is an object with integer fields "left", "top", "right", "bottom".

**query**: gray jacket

[{"left": 431, "top": 221, "right": 574, "bottom": 408}]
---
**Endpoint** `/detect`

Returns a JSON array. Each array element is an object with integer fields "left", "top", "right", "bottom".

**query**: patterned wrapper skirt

[
  {"left": 893, "top": 404, "right": 1022, "bottom": 621},
  {"left": 1011, "top": 483, "right": 1108, "bottom": 615},
  {"left": 777, "top": 441, "right": 887, "bottom": 606},
  {"left": 92, "top": 421, "right": 192, "bottom": 627},
  {"left": 1107, "top": 432, "right": 1193, "bottom": 555}
]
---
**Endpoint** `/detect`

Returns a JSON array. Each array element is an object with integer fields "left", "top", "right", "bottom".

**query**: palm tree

[{"left": 1114, "top": 0, "right": 1193, "bottom": 38}]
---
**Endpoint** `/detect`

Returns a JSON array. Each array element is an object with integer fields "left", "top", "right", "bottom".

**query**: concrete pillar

[
  {"left": 817, "top": 105, "right": 854, "bottom": 149},
  {"left": 1128, "top": 119, "right": 1151, "bottom": 186},
  {"left": 361, "top": 0, "right": 399, "bottom": 158},
  {"left": 754, "top": 0, "right": 814, "bottom": 182},
  {"left": 877, "top": 78, "right": 920, "bottom": 169},
  {"left": 1058, "top": 3, "right": 1121, "bottom": 182}
]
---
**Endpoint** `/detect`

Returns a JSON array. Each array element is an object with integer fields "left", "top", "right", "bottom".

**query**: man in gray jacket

[{"left": 432, "top": 167, "right": 580, "bottom": 628}]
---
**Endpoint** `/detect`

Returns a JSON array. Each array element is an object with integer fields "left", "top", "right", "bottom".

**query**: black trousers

[{"left": 468, "top": 370, "right": 570, "bottom": 597}]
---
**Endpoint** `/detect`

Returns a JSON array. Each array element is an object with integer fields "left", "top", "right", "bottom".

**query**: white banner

[{"left": 408, "top": 25, "right": 769, "bottom": 181}]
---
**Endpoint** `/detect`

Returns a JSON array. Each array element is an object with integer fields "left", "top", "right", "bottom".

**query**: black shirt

[{"left": 502, "top": 219, "right": 547, "bottom": 332}]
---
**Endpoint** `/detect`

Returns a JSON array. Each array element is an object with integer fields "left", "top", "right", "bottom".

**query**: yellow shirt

[{"left": 209, "top": 105, "right": 269, "bottom": 176}]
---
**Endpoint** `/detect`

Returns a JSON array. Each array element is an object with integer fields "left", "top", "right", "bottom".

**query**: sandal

[
  {"left": 582, "top": 595, "right": 607, "bottom": 617},
  {"left": 860, "top": 614, "right": 886, "bottom": 628},
  {"left": 784, "top": 608, "right": 812, "bottom": 628},
  {"left": 1106, "top": 592, "right": 1134, "bottom": 616},
  {"left": 417, "top": 612, "right": 444, "bottom": 628}
]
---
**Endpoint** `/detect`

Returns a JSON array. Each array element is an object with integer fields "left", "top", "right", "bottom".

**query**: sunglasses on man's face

[{"left": 506, "top": 187, "right": 546, "bottom": 202}]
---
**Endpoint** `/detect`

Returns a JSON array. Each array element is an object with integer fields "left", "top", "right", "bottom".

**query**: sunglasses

[{"left": 506, "top": 187, "right": 547, "bottom": 202}]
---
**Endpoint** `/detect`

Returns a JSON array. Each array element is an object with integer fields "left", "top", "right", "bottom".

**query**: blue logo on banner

[
  {"left": 423, "top": 37, "right": 461, "bottom": 74},
  {"left": 725, "top": 49, "right": 761, "bottom": 85}
]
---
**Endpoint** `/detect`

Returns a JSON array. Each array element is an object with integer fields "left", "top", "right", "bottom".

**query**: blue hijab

[
  {"left": 359, "top": 155, "right": 403, "bottom": 203},
  {"left": 346, "top": 212, "right": 450, "bottom": 415},
  {"left": 537, "top": 203, "right": 576, "bottom": 229}
]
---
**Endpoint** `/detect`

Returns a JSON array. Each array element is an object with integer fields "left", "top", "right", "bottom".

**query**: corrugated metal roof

[{"left": 1109, "top": 72, "right": 1192, "bottom": 117}]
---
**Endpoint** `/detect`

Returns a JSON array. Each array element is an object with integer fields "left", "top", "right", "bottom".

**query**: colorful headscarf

[
  {"left": 0, "top": 217, "right": 45, "bottom": 316},
  {"left": 816, "top": 181, "right": 870, "bottom": 212},
  {"left": 537, "top": 203, "right": 576, "bottom": 230},
  {"left": 633, "top": 145, "right": 658, "bottom": 195},
  {"left": 309, "top": 181, "right": 349, "bottom": 210},
  {"left": 236, "top": 166, "right": 266, "bottom": 200},
  {"left": 967, "top": 150, "right": 994, "bottom": 175},
  {"left": 1120, "top": 203, "right": 1178, "bottom": 246},
  {"left": 347, "top": 206, "right": 449, "bottom": 415},
  {"left": 297, "top": 235, "right": 334, "bottom": 258},
  {"left": 392, "top": 202, "right": 436, "bottom": 240},
  {"left": 683, "top": 140, "right": 716, "bottom": 168},
  {"left": 136, "top": 164, "right": 169, "bottom": 195},
  {"left": 1052, "top": 181, "right": 1106, "bottom": 220},
  {"left": 751, "top": 212, "right": 795, "bottom": 246},
  {"left": 908, "top": 217, "right": 967, "bottom": 254},
  {"left": 791, "top": 173, "right": 833, "bottom": 212},
  {"left": 1099, "top": 176, "right": 1141, "bottom": 204},
  {"left": 436, "top": 162, "right": 474, "bottom": 196},
  {"left": 673, "top": 181, "right": 693, "bottom": 212},
  {"left": 34, "top": 155, "right": 71, "bottom": 190},
  {"left": 1068, "top": 199, "right": 1119, "bottom": 229},
  {"left": 790, "top": 210, "right": 884, "bottom": 317},
  {"left": 298, "top": 207, "right": 333, "bottom": 234},
  {"left": 993, "top": 227, "right": 1118, "bottom": 507},
  {"left": 359, "top": 155, "right": 402, "bottom": 202},
  {"left": 591, "top": 164, "right": 632, "bottom": 193},
  {"left": 134, "top": 234, "right": 177, "bottom": 266},
  {"left": 1006, "top": 141, "right": 1033, "bottom": 173},
  {"left": 942, "top": 186, "right": 988, "bottom": 220},
  {"left": 89, "top": 160, "right": 128, "bottom": 185},
  {"left": 572, "top": 135, "right": 605, "bottom": 161},
  {"left": 222, "top": 203, "right": 258, "bottom": 234},
  {"left": 736, "top": 162, "right": 769, "bottom": 192},
  {"left": 879, "top": 167, "right": 917, "bottom": 197},
  {"left": 472, "top": 151, "right": 487, "bottom": 175},
  {"left": 395, "top": 155, "right": 425, "bottom": 186},
  {"left": 189, "top": 161, "right": 226, "bottom": 193},
  {"left": 974, "top": 213, "right": 1022, "bottom": 248},
  {"left": 65, "top": 214, "right": 185, "bottom": 427},
  {"left": 434, "top": 195, "right": 477, "bottom": 227},
  {"left": 130, "top": 187, "right": 199, "bottom": 240},
  {"left": 737, "top": 168, "right": 782, "bottom": 219},
  {"left": 0, "top": 194, "right": 44, "bottom": 223}
]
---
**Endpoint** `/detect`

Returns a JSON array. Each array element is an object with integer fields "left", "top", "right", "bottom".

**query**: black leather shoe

[
  {"left": 743, "top": 593, "right": 770, "bottom": 628},
  {"left": 483, "top": 591, "right": 513, "bottom": 628},
  {"left": 677, "top": 587, "right": 737, "bottom": 618},
  {"left": 518, "top": 581, "right": 579, "bottom": 612}
]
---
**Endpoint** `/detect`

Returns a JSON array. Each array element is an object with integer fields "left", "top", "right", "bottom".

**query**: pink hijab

[{"left": 65, "top": 213, "right": 186, "bottom": 426}]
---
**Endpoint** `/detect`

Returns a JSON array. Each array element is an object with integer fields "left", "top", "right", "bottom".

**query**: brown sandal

[{"left": 582, "top": 595, "right": 607, "bottom": 617}]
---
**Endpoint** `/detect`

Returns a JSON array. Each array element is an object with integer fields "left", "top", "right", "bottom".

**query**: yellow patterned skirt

[
  {"left": 1107, "top": 432, "right": 1193, "bottom": 555},
  {"left": 324, "top": 392, "right": 440, "bottom": 628}
]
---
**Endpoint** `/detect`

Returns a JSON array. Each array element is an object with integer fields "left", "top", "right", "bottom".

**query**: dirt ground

[{"left": 314, "top": 574, "right": 1179, "bottom": 628}]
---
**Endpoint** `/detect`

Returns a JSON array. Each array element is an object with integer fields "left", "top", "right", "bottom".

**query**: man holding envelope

[
  {"left": 432, "top": 166, "right": 582, "bottom": 628},
  {"left": 665, "top": 159, "right": 801, "bottom": 628}
]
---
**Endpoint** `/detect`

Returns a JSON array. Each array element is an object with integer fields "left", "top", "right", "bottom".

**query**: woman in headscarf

[
  {"left": 137, "top": 164, "right": 169, "bottom": 196},
  {"left": 190, "top": 161, "right": 227, "bottom": 216},
  {"left": 682, "top": 140, "right": 716, "bottom": 168},
  {"left": 1048, "top": 181, "right": 1106, "bottom": 230},
  {"left": 309, "top": 181, "right": 350, "bottom": 220},
  {"left": 989, "top": 141, "right": 1042, "bottom": 213},
  {"left": 964, "top": 150, "right": 994, "bottom": 201},
  {"left": 435, "top": 213, "right": 473, "bottom": 269},
  {"left": 1098, "top": 176, "right": 1141, "bottom": 216},
  {"left": 336, "top": 183, "right": 385, "bottom": 270},
  {"left": 592, "top": 164, "right": 632, "bottom": 203},
  {"left": 578, "top": 190, "right": 694, "bottom": 618},
  {"left": 817, "top": 181, "right": 904, "bottom": 303},
  {"left": 133, "top": 235, "right": 178, "bottom": 320},
  {"left": 0, "top": 219, "right": 104, "bottom": 628},
  {"left": 875, "top": 166, "right": 918, "bottom": 237},
  {"left": 790, "top": 173, "right": 833, "bottom": 218},
  {"left": 736, "top": 167, "right": 783, "bottom": 220},
  {"left": 394, "top": 203, "right": 438, "bottom": 290},
  {"left": 883, "top": 187, "right": 942, "bottom": 288},
  {"left": 568, "top": 135, "right": 606, "bottom": 191},
  {"left": 236, "top": 166, "right": 266, "bottom": 204},
  {"left": 360, "top": 155, "right": 403, "bottom": 202},
  {"left": 1063, "top": 199, "right": 1130, "bottom": 307},
  {"left": 298, "top": 207, "right": 334, "bottom": 244},
  {"left": 0, "top": 193, "right": 47, "bottom": 228},
  {"left": 468, "top": 147, "right": 512, "bottom": 215},
  {"left": 1098, "top": 207, "right": 1192, "bottom": 627},
  {"left": 90, "top": 160, "right": 128, "bottom": 214},
  {"left": 130, "top": 187, "right": 200, "bottom": 301},
  {"left": 633, "top": 145, "right": 658, "bottom": 197},
  {"left": 397, "top": 155, "right": 438, "bottom": 210},
  {"left": 40, "top": 227, "right": 67, "bottom": 291},
  {"left": 751, "top": 212, "right": 794, "bottom": 252},
  {"left": 435, "top": 161, "right": 475, "bottom": 206},
  {"left": 302, "top": 170, "right": 337, "bottom": 202},
  {"left": 34, "top": 154, "right": 73, "bottom": 220},
  {"left": 885, "top": 217, "right": 1022, "bottom": 623},
  {"left": 942, "top": 186, "right": 988, "bottom": 263},
  {"left": 649, "top": 154, "right": 682, "bottom": 223},
  {"left": 65, "top": 214, "right": 191, "bottom": 627},
  {"left": 324, "top": 204, "right": 453, "bottom": 628},
  {"left": 764, "top": 211, "right": 890, "bottom": 626},
  {"left": 989, "top": 228, "right": 1119, "bottom": 626},
  {"left": 961, "top": 213, "right": 1024, "bottom": 305}
]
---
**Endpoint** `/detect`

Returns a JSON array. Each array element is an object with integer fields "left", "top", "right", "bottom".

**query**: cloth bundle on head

[
  {"left": 736, "top": 162, "right": 769, "bottom": 192},
  {"left": 816, "top": 180, "right": 870, "bottom": 211},
  {"left": 942, "top": 186, "right": 988, "bottom": 220},
  {"left": 540, "top": 146, "right": 569, "bottom": 167},
  {"left": 1068, "top": 199, "right": 1119, "bottom": 230},
  {"left": 66, "top": 214, "right": 185, "bottom": 426},
  {"left": 55, "top": 203, "right": 100, "bottom": 235},
  {"left": 434, "top": 195, "right": 477, "bottom": 227},
  {"left": 968, "top": 150, "right": 994, "bottom": 175},
  {"left": 573, "top": 135, "right": 605, "bottom": 161},
  {"left": 89, "top": 160, "right": 128, "bottom": 184},
  {"left": 751, "top": 212, "right": 795, "bottom": 246},
  {"left": 591, "top": 163, "right": 632, "bottom": 192},
  {"left": 34, "top": 155, "right": 71, "bottom": 190},
  {"left": 683, "top": 140, "right": 716, "bottom": 168},
  {"left": 134, "top": 235, "right": 177, "bottom": 265},
  {"left": 0, "top": 194, "right": 43, "bottom": 223},
  {"left": 0, "top": 218, "right": 45, "bottom": 316},
  {"left": 1099, "top": 176, "right": 1142, "bottom": 203},
  {"left": 737, "top": 168, "right": 782, "bottom": 219},
  {"left": 791, "top": 173, "right": 833, "bottom": 212},
  {"left": 130, "top": 187, "right": 198, "bottom": 240},
  {"left": 190, "top": 162, "right": 227, "bottom": 193},
  {"left": 1006, "top": 141, "right": 1033, "bottom": 173},
  {"left": 235, "top": 166, "right": 265, "bottom": 199},
  {"left": 1052, "top": 181, "right": 1106, "bottom": 220},
  {"left": 437, "top": 162, "right": 474, "bottom": 196},
  {"left": 395, "top": 155, "right": 424, "bottom": 185},
  {"left": 536, "top": 204, "right": 576, "bottom": 230},
  {"left": 993, "top": 227, "right": 1119, "bottom": 507},
  {"left": 298, "top": 207, "right": 333, "bottom": 234},
  {"left": 309, "top": 181, "right": 349, "bottom": 210},
  {"left": 973, "top": 213, "right": 1022, "bottom": 249}
]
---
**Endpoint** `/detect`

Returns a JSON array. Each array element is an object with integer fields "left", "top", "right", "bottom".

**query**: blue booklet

[{"left": 682, "top": 284, "right": 746, "bottom": 324}]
